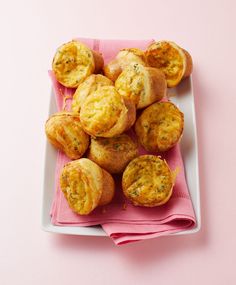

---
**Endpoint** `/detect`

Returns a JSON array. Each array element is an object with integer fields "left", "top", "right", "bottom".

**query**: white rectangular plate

[{"left": 42, "top": 76, "right": 201, "bottom": 237}]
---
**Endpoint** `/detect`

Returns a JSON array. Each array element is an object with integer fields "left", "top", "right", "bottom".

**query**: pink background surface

[{"left": 0, "top": 0, "right": 235, "bottom": 284}]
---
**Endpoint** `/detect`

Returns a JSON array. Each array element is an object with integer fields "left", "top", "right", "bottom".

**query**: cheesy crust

[
  {"left": 103, "top": 48, "right": 147, "bottom": 82},
  {"left": 115, "top": 63, "right": 166, "bottom": 109},
  {"left": 135, "top": 102, "right": 184, "bottom": 152},
  {"left": 122, "top": 155, "right": 174, "bottom": 207},
  {"left": 45, "top": 112, "right": 89, "bottom": 159},
  {"left": 60, "top": 158, "right": 114, "bottom": 215},
  {"left": 117, "top": 48, "right": 147, "bottom": 67},
  {"left": 80, "top": 86, "right": 136, "bottom": 137},
  {"left": 145, "top": 41, "right": 193, "bottom": 87},
  {"left": 72, "top": 74, "right": 113, "bottom": 113},
  {"left": 88, "top": 134, "right": 139, "bottom": 173},
  {"left": 52, "top": 40, "right": 96, "bottom": 88}
]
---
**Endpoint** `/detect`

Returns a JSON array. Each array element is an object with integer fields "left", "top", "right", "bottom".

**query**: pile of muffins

[{"left": 45, "top": 40, "right": 193, "bottom": 215}]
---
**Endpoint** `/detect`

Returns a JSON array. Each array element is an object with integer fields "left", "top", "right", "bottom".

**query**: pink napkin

[{"left": 49, "top": 38, "right": 196, "bottom": 245}]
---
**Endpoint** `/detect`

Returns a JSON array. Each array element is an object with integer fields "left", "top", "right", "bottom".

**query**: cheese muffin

[
  {"left": 60, "top": 158, "right": 115, "bottom": 215},
  {"left": 52, "top": 40, "right": 104, "bottom": 88},
  {"left": 145, "top": 41, "right": 193, "bottom": 87},
  {"left": 80, "top": 86, "right": 136, "bottom": 137},
  {"left": 122, "top": 155, "right": 175, "bottom": 207},
  {"left": 45, "top": 112, "right": 89, "bottom": 159},
  {"left": 71, "top": 74, "right": 113, "bottom": 113},
  {"left": 135, "top": 102, "right": 184, "bottom": 152},
  {"left": 115, "top": 63, "right": 166, "bottom": 109},
  {"left": 104, "top": 48, "right": 147, "bottom": 82},
  {"left": 88, "top": 134, "right": 139, "bottom": 173}
]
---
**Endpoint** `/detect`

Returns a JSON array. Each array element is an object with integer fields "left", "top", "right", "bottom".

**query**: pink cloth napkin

[{"left": 49, "top": 38, "right": 196, "bottom": 245}]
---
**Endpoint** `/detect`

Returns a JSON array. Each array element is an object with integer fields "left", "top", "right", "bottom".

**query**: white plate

[{"left": 41, "top": 76, "right": 201, "bottom": 236}]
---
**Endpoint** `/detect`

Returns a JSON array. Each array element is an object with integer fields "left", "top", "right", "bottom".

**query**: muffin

[
  {"left": 122, "top": 155, "right": 175, "bottom": 207},
  {"left": 80, "top": 86, "right": 136, "bottom": 137},
  {"left": 88, "top": 134, "right": 139, "bottom": 173},
  {"left": 135, "top": 102, "right": 184, "bottom": 152},
  {"left": 145, "top": 41, "right": 193, "bottom": 87},
  {"left": 45, "top": 112, "right": 89, "bottom": 159},
  {"left": 104, "top": 48, "right": 147, "bottom": 82},
  {"left": 60, "top": 158, "right": 115, "bottom": 215},
  {"left": 52, "top": 40, "right": 104, "bottom": 88},
  {"left": 115, "top": 63, "right": 166, "bottom": 109},
  {"left": 71, "top": 74, "right": 113, "bottom": 113}
]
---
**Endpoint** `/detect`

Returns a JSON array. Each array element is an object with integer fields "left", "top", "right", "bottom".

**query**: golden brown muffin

[
  {"left": 71, "top": 74, "right": 113, "bottom": 113},
  {"left": 104, "top": 48, "right": 147, "bottom": 82},
  {"left": 115, "top": 63, "right": 166, "bottom": 109},
  {"left": 60, "top": 158, "right": 115, "bottom": 215},
  {"left": 87, "top": 134, "right": 139, "bottom": 173},
  {"left": 145, "top": 41, "right": 193, "bottom": 87},
  {"left": 135, "top": 102, "right": 184, "bottom": 152},
  {"left": 98, "top": 169, "right": 115, "bottom": 206},
  {"left": 80, "top": 86, "right": 136, "bottom": 137},
  {"left": 52, "top": 40, "right": 104, "bottom": 88},
  {"left": 45, "top": 112, "right": 89, "bottom": 159},
  {"left": 122, "top": 155, "right": 175, "bottom": 207}
]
